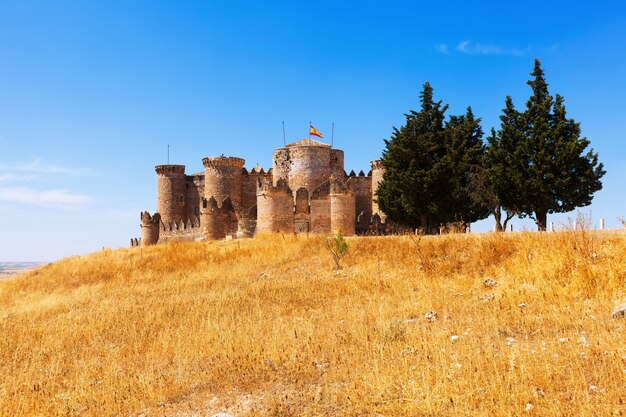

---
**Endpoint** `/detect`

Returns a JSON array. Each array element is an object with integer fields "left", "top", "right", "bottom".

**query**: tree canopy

[
  {"left": 376, "top": 83, "right": 490, "bottom": 231},
  {"left": 485, "top": 59, "right": 605, "bottom": 230}
]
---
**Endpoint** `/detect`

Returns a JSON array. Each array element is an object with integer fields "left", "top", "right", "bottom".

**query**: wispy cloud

[
  {"left": 0, "top": 173, "right": 39, "bottom": 182},
  {"left": 0, "top": 157, "right": 89, "bottom": 175},
  {"left": 0, "top": 187, "right": 94, "bottom": 209},
  {"left": 435, "top": 41, "right": 532, "bottom": 56}
]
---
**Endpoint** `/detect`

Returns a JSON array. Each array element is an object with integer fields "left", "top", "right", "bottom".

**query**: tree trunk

[
  {"left": 492, "top": 207, "right": 504, "bottom": 232},
  {"left": 535, "top": 209, "right": 548, "bottom": 231}
]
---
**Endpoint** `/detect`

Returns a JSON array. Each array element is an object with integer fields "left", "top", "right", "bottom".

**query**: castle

[{"left": 132, "top": 138, "right": 389, "bottom": 246}]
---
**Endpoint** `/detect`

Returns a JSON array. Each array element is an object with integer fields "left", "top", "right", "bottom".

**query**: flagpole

[
  {"left": 309, "top": 120, "right": 311, "bottom": 138},
  {"left": 331, "top": 123, "right": 334, "bottom": 147},
  {"left": 282, "top": 121, "right": 286, "bottom": 146}
]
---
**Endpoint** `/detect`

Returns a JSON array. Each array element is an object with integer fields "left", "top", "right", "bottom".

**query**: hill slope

[{"left": 1, "top": 231, "right": 626, "bottom": 416}]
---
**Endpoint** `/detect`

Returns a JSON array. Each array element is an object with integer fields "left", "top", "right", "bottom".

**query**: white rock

[
  {"left": 425, "top": 311, "right": 438, "bottom": 321},
  {"left": 558, "top": 337, "right": 569, "bottom": 343},
  {"left": 483, "top": 278, "right": 498, "bottom": 288},
  {"left": 525, "top": 402, "right": 534, "bottom": 412},
  {"left": 506, "top": 337, "right": 516, "bottom": 346},
  {"left": 450, "top": 335, "right": 460, "bottom": 342},
  {"left": 611, "top": 303, "right": 626, "bottom": 318}
]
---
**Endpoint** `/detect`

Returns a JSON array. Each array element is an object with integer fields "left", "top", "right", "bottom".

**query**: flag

[{"left": 309, "top": 125, "right": 323, "bottom": 138}]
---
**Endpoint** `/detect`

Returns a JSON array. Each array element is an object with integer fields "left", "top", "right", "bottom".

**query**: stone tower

[
  {"left": 272, "top": 138, "right": 345, "bottom": 193},
  {"left": 156, "top": 164, "right": 187, "bottom": 225},
  {"left": 256, "top": 178, "right": 294, "bottom": 233},
  {"left": 203, "top": 156, "right": 245, "bottom": 205},
  {"left": 370, "top": 160, "right": 386, "bottom": 222},
  {"left": 330, "top": 177, "right": 356, "bottom": 236},
  {"left": 140, "top": 211, "right": 161, "bottom": 246}
]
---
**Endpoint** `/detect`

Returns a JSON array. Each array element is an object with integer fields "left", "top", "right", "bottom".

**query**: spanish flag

[{"left": 309, "top": 125, "right": 323, "bottom": 138}]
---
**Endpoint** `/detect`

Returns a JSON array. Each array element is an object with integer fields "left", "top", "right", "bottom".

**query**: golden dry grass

[{"left": 1, "top": 230, "right": 626, "bottom": 416}]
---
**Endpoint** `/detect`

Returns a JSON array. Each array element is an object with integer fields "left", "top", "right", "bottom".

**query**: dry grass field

[{"left": 1, "top": 229, "right": 626, "bottom": 416}]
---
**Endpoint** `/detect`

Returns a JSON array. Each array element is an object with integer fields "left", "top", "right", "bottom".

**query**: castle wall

[
  {"left": 184, "top": 174, "right": 204, "bottom": 220},
  {"left": 351, "top": 172, "right": 373, "bottom": 233},
  {"left": 310, "top": 181, "right": 331, "bottom": 233},
  {"left": 330, "top": 149, "right": 345, "bottom": 180},
  {"left": 159, "top": 217, "right": 203, "bottom": 242},
  {"left": 330, "top": 178, "right": 356, "bottom": 236},
  {"left": 256, "top": 180, "right": 294, "bottom": 234},
  {"left": 242, "top": 168, "right": 271, "bottom": 211},
  {"left": 156, "top": 165, "right": 187, "bottom": 225},
  {"left": 203, "top": 156, "right": 245, "bottom": 205}
]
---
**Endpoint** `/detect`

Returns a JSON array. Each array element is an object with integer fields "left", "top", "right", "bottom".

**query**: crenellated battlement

[
  {"left": 160, "top": 216, "right": 201, "bottom": 233},
  {"left": 202, "top": 156, "right": 245, "bottom": 169},
  {"left": 155, "top": 164, "right": 186, "bottom": 175},
  {"left": 330, "top": 176, "right": 354, "bottom": 195},
  {"left": 257, "top": 177, "right": 291, "bottom": 195},
  {"left": 370, "top": 159, "right": 384, "bottom": 171},
  {"left": 141, "top": 211, "right": 161, "bottom": 226}
]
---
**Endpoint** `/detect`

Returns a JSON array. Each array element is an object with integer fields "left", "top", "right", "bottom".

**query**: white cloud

[
  {"left": 0, "top": 187, "right": 94, "bottom": 209},
  {"left": 456, "top": 40, "right": 531, "bottom": 56},
  {"left": 0, "top": 157, "right": 88, "bottom": 175},
  {"left": 0, "top": 173, "right": 38, "bottom": 182}
]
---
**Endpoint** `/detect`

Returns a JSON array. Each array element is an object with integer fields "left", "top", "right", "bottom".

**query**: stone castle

[{"left": 132, "top": 138, "right": 389, "bottom": 246}]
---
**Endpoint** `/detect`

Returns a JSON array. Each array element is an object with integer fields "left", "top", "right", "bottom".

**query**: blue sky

[{"left": 0, "top": 1, "right": 624, "bottom": 261}]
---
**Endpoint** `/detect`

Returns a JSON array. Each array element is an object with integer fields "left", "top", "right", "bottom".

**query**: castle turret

[
  {"left": 256, "top": 178, "right": 294, "bottom": 233},
  {"left": 156, "top": 164, "right": 187, "bottom": 225},
  {"left": 202, "top": 156, "right": 245, "bottom": 205},
  {"left": 330, "top": 177, "right": 355, "bottom": 236},
  {"left": 201, "top": 197, "right": 233, "bottom": 240},
  {"left": 370, "top": 160, "right": 386, "bottom": 222},
  {"left": 140, "top": 211, "right": 161, "bottom": 246},
  {"left": 273, "top": 138, "right": 341, "bottom": 194}
]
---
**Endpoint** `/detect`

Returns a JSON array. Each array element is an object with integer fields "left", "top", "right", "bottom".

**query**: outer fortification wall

[
  {"left": 156, "top": 165, "right": 187, "bottom": 225},
  {"left": 310, "top": 180, "right": 331, "bottom": 233},
  {"left": 184, "top": 173, "right": 204, "bottom": 220}
]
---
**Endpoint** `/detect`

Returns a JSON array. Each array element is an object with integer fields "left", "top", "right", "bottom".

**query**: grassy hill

[{"left": 1, "top": 230, "right": 625, "bottom": 416}]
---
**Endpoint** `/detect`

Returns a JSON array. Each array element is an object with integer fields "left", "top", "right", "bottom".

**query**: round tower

[
  {"left": 155, "top": 164, "right": 186, "bottom": 225},
  {"left": 330, "top": 178, "right": 355, "bottom": 236},
  {"left": 202, "top": 156, "right": 245, "bottom": 205},
  {"left": 140, "top": 211, "right": 161, "bottom": 246},
  {"left": 278, "top": 138, "right": 334, "bottom": 193},
  {"left": 370, "top": 160, "right": 386, "bottom": 221},
  {"left": 256, "top": 179, "right": 294, "bottom": 234},
  {"left": 200, "top": 197, "right": 229, "bottom": 240}
]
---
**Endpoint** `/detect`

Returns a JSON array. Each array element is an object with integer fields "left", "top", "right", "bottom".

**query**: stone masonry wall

[
  {"left": 203, "top": 156, "right": 245, "bottom": 205},
  {"left": 256, "top": 180, "right": 294, "bottom": 233},
  {"left": 156, "top": 165, "right": 187, "bottom": 225},
  {"left": 287, "top": 146, "right": 333, "bottom": 193}
]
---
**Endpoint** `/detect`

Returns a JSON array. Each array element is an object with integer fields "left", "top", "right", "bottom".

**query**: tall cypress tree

[
  {"left": 486, "top": 59, "right": 605, "bottom": 230},
  {"left": 376, "top": 83, "right": 447, "bottom": 230},
  {"left": 376, "top": 83, "right": 490, "bottom": 231}
]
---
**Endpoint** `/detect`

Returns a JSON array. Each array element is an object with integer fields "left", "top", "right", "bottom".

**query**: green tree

[
  {"left": 376, "top": 83, "right": 490, "bottom": 231},
  {"left": 486, "top": 59, "right": 605, "bottom": 230}
]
